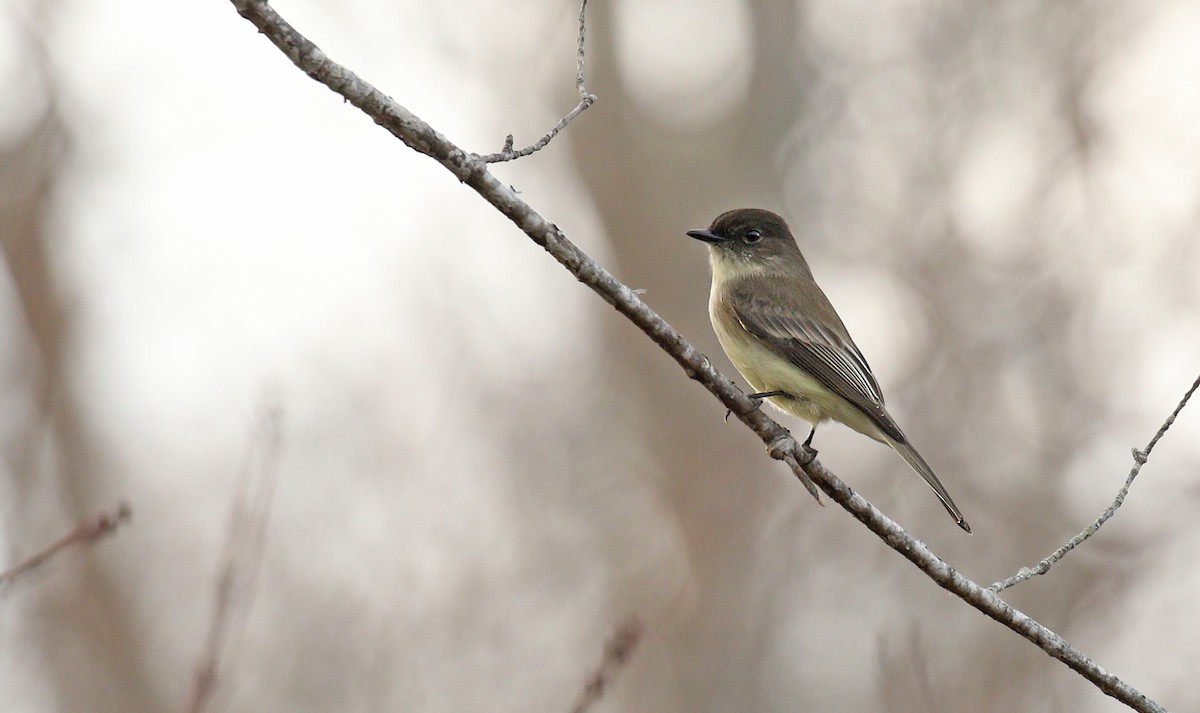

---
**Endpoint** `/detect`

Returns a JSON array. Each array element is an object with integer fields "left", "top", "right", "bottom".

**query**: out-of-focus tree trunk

[{"left": 0, "top": 26, "right": 158, "bottom": 712}]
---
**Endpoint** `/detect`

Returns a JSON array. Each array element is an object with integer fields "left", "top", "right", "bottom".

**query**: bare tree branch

[
  {"left": 186, "top": 399, "right": 284, "bottom": 713},
  {"left": 480, "top": 0, "right": 596, "bottom": 163},
  {"left": 569, "top": 618, "right": 642, "bottom": 713},
  {"left": 0, "top": 502, "right": 131, "bottom": 595},
  {"left": 990, "top": 371, "right": 1200, "bottom": 592},
  {"left": 224, "top": 2, "right": 1167, "bottom": 711}
]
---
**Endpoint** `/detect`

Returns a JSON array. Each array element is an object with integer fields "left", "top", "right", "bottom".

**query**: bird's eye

[{"left": 743, "top": 230, "right": 763, "bottom": 244}]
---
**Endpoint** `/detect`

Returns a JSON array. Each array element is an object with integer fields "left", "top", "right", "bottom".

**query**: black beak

[{"left": 687, "top": 229, "right": 726, "bottom": 244}]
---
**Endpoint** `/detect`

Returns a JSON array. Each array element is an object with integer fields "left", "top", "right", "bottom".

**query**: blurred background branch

[
  {"left": 569, "top": 617, "right": 643, "bottom": 713},
  {"left": 0, "top": 502, "right": 130, "bottom": 595},
  {"left": 186, "top": 398, "right": 284, "bottom": 713}
]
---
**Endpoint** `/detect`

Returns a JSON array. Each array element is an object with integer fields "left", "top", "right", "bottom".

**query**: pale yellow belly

[{"left": 709, "top": 288, "right": 886, "bottom": 442}]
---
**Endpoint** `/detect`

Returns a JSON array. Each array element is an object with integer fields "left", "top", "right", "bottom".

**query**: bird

[{"left": 687, "top": 208, "right": 970, "bottom": 533}]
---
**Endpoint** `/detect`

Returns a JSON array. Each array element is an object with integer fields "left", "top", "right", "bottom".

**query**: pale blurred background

[{"left": 2, "top": 0, "right": 1199, "bottom": 711}]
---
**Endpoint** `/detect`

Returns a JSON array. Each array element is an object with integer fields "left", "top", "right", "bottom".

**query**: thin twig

[
  {"left": 0, "top": 502, "right": 131, "bottom": 595},
  {"left": 570, "top": 618, "right": 643, "bottom": 713},
  {"left": 224, "top": 3, "right": 1166, "bottom": 710},
  {"left": 990, "top": 371, "right": 1200, "bottom": 592},
  {"left": 768, "top": 435, "right": 822, "bottom": 503},
  {"left": 187, "top": 399, "right": 284, "bottom": 713},
  {"left": 480, "top": 0, "right": 597, "bottom": 163}
]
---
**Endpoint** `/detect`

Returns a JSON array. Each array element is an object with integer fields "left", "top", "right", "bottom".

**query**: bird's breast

[{"left": 709, "top": 284, "right": 830, "bottom": 425}]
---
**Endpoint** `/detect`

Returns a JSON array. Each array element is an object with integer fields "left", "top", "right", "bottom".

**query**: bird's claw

[{"left": 725, "top": 390, "right": 789, "bottom": 423}]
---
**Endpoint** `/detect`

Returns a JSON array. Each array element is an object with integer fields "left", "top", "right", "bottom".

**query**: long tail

[{"left": 886, "top": 436, "right": 971, "bottom": 533}]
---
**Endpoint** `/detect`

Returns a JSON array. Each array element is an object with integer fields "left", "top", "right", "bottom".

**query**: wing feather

[{"left": 731, "top": 296, "right": 905, "bottom": 442}]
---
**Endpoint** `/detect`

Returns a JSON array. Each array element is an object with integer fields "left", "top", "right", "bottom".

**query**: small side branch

[
  {"left": 0, "top": 502, "right": 131, "bottom": 595},
  {"left": 990, "top": 371, "right": 1200, "bottom": 593},
  {"left": 767, "top": 434, "right": 822, "bottom": 503},
  {"left": 480, "top": 0, "right": 597, "bottom": 163},
  {"left": 569, "top": 618, "right": 643, "bottom": 713}
]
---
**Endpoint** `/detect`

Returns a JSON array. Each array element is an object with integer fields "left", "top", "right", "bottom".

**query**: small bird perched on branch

[{"left": 687, "top": 208, "right": 971, "bottom": 533}]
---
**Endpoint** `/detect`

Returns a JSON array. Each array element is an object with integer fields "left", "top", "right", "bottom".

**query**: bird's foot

[
  {"left": 724, "top": 390, "right": 790, "bottom": 423},
  {"left": 798, "top": 426, "right": 817, "bottom": 465},
  {"left": 767, "top": 433, "right": 822, "bottom": 504}
]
